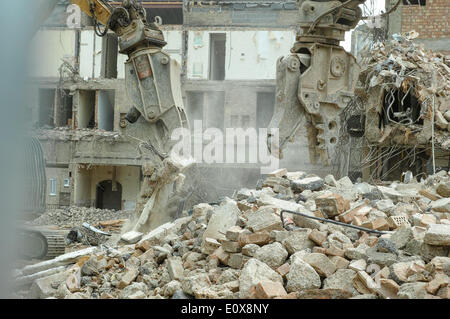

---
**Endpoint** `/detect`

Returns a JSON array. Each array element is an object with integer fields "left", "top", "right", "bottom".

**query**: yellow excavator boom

[{"left": 70, "top": 0, "right": 112, "bottom": 26}]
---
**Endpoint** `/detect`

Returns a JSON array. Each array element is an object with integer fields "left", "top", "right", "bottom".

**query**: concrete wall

[
  {"left": 187, "top": 30, "right": 295, "bottom": 80},
  {"left": 73, "top": 164, "right": 140, "bottom": 210},
  {"left": 45, "top": 167, "right": 71, "bottom": 209},
  {"left": 28, "top": 29, "right": 76, "bottom": 78},
  {"left": 386, "top": 0, "right": 450, "bottom": 53}
]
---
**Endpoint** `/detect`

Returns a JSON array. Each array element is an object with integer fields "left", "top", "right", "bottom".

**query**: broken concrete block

[
  {"left": 362, "top": 217, "right": 390, "bottom": 231},
  {"left": 246, "top": 207, "right": 283, "bottom": 233},
  {"left": 28, "top": 271, "right": 68, "bottom": 299},
  {"left": 291, "top": 176, "right": 324, "bottom": 192},
  {"left": 338, "top": 176, "right": 353, "bottom": 188},
  {"left": 356, "top": 271, "right": 378, "bottom": 293},
  {"left": 192, "top": 203, "right": 213, "bottom": 218},
  {"left": 222, "top": 240, "right": 242, "bottom": 253},
  {"left": 202, "top": 198, "right": 239, "bottom": 243},
  {"left": 121, "top": 231, "right": 143, "bottom": 244},
  {"left": 389, "top": 260, "right": 426, "bottom": 284},
  {"left": 339, "top": 204, "right": 371, "bottom": 224},
  {"left": 431, "top": 198, "right": 450, "bottom": 213},
  {"left": 254, "top": 242, "right": 288, "bottom": 269},
  {"left": 349, "top": 259, "right": 367, "bottom": 272},
  {"left": 268, "top": 168, "right": 288, "bottom": 178},
  {"left": 210, "top": 247, "right": 230, "bottom": 265},
  {"left": 419, "top": 214, "right": 437, "bottom": 228},
  {"left": 286, "top": 257, "right": 321, "bottom": 292},
  {"left": 390, "top": 225, "right": 414, "bottom": 249},
  {"left": 168, "top": 258, "right": 184, "bottom": 281},
  {"left": 424, "top": 224, "right": 450, "bottom": 246},
  {"left": 253, "top": 281, "right": 288, "bottom": 299},
  {"left": 325, "top": 245, "right": 345, "bottom": 258},
  {"left": 227, "top": 253, "right": 249, "bottom": 269},
  {"left": 120, "top": 282, "right": 147, "bottom": 299},
  {"left": 426, "top": 273, "right": 449, "bottom": 295},
  {"left": 118, "top": 267, "right": 139, "bottom": 289},
  {"left": 437, "top": 182, "right": 450, "bottom": 198},
  {"left": 329, "top": 256, "right": 350, "bottom": 269},
  {"left": 323, "top": 269, "right": 358, "bottom": 296},
  {"left": 377, "top": 186, "right": 402, "bottom": 201},
  {"left": 397, "top": 282, "right": 428, "bottom": 299},
  {"left": 226, "top": 226, "right": 243, "bottom": 241},
  {"left": 285, "top": 171, "right": 307, "bottom": 181},
  {"left": 377, "top": 279, "right": 400, "bottom": 299},
  {"left": 302, "top": 253, "right": 337, "bottom": 277},
  {"left": 276, "top": 263, "right": 290, "bottom": 279},
  {"left": 324, "top": 175, "right": 338, "bottom": 187},
  {"left": 282, "top": 230, "right": 315, "bottom": 254},
  {"left": 199, "top": 237, "right": 220, "bottom": 255},
  {"left": 308, "top": 229, "right": 328, "bottom": 246},
  {"left": 181, "top": 273, "right": 211, "bottom": 296},
  {"left": 238, "top": 231, "right": 271, "bottom": 246},
  {"left": 238, "top": 258, "right": 283, "bottom": 299},
  {"left": 65, "top": 265, "right": 81, "bottom": 293},
  {"left": 315, "top": 193, "right": 350, "bottom": 217},
  {"left": 270, "top": 230, "right": 291, "bottom": 243},
  {"left": 242, "top": 244, "right": 260, "bottom": 257},
  {"left": 344, "top": 244, "right": 369, "bottom": 260}
]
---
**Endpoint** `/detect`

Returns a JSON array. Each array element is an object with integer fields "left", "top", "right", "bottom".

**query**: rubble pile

[
  {"left": 361, "top": 31, "right": 450, "bottom": 101},
  {"left": 29, "top": 207, "right": 132, "bottom": 229},
  {"left": 360, "top": 31, "right": 450, "bottom": 143},
  {"left": 16, "top": 169, "right": 450, "bottom": 299}
]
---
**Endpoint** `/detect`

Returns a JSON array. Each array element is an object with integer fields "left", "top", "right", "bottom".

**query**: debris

[{"left": 16, "top": 169, "right": 450, "bottom": 299}]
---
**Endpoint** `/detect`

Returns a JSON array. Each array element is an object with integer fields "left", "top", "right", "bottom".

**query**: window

[
  {"left": 209, "top": 33, "right": 226, "bottom": 80},
  {"left": 50, "top": 179, "right": 56, "bottom": 196},
  {"left": 256, "top": 92, "right": 275, "bottom": 129},
  {"left": 402, "top": 0, "right": 426, "bottom": 5},
  {"left": 64, "top": 179, "right": 70, "bottom": 187}
]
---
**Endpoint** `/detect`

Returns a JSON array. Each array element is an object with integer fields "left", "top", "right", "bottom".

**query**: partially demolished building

[{"left": 29, "top": 1, "right": 327, "bottom": 212}]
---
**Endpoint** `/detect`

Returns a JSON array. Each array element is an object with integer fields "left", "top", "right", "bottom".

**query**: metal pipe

[{"left": 280, "top": 209, "right": 388, "bottom": 235}]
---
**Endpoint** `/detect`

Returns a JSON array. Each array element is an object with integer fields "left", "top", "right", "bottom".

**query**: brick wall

[{"left": 401, "top": 0, "right": 450, "bottom": 38}]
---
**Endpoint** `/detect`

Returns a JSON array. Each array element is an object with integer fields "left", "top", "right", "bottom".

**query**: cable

[{"left": 280, "top": 209, "right": 388, "bottom": 235}]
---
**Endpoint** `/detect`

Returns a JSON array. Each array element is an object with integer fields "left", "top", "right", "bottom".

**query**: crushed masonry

[{"left": 13, "top": 169, "right": 450, "bottom": 299}]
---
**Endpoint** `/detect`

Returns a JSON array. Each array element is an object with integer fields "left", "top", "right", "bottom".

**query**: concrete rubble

[{"left": 14, "top": 169, "right": 450, "bottom": 299}]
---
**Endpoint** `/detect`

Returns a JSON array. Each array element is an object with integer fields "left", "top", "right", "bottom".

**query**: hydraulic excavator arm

[
  {"left": 71, "top": 0, "right": 189, "bottom": 157},
  {"left": 70, "top": 0, "right": 192, "bottom": 236},
  {"left": 267, "top": 0, "right": 367, "bottom": 166}
]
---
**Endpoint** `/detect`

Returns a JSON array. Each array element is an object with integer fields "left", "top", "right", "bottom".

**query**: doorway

[{"left": 95, "top": 180, "right": 122, "bottom": 210}]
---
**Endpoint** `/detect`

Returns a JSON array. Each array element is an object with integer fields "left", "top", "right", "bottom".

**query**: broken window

[
  {"left": 98, "top": 90, "right": 115, "bottom": 131},
  {"left": 402, "top": 0, "right": 426, "bottom": 6},
  {"left": 49, "top": 179, "right": 56, "bottom": 196},
  {"left": 101, "top": 33, "right": 118, "bottom": 79},
  {"left": 256, "top": 92, "right": 275, "bottom": 129},
  {"left": 209, "top": 33, "right": 226, "bottom": 81},
  {"left": 38, "top": 88, "right": 56, "bottom": 128},
  {"left": 205, "top": 91, "right": 225, "bottom": 129},
  {"left": 186, "top": 91, "right": 204, "bottom": 128},
  {"left": 78, "top": 90, "right": 96, "bottom": 129}
]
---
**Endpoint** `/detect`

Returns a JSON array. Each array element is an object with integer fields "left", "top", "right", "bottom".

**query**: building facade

[{"left": 29, "top": 1, "right": 341, "bottom": 211}]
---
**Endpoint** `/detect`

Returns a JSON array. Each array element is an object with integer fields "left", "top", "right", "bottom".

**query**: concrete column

[{"left": 74, "top": 165, "right": 91, "bottom": 207}]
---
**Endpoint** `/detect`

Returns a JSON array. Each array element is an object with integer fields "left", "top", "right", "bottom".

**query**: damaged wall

[
  {"left": 187, "top": 30, "right": 295, "bottom": 80},
  {"left": 73, "top": 164, "right": 140, "bottom": 211},
  {"left": 386, "top": 0, "right": 450, "bottom": 53}
]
